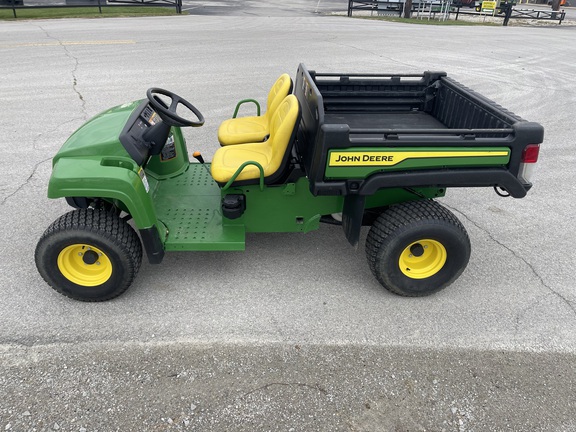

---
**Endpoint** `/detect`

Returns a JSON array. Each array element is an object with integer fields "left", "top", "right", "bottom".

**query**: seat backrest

[
  {"left": 265, "top": 94, "right": 300, "bottom": 177},
  {"left": 266, "top": 73, "right": 293, "bottom": 118}
]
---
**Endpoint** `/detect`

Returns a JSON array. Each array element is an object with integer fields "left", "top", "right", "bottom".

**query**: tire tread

[
  {"left": 35, "top": 209, "right": 142, "bottom": 301},
  {"left": 365, "top": 199, "right": 470, "bottom": 296}
]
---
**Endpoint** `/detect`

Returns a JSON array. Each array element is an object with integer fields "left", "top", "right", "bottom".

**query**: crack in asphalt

[
  {"left": 511, "top": 292, "right": 558, "bottom": 337},
  {"left": 32, "top": 116, "right": 84, "bottom": 151},
  {"left": 1, "top": 114, "right": 81, "bottom": 205},
  {"left": 35, "top": 24, "right": 89, "bottom": 120},
  {"left": 444, "top": 204, "right": 576, "bottom": 324},
  {"left": 269, "top": 314, "right": 287, "bottom": 341},
  {"left": 0, "top": 25, "right": 91, "bottom": 208},
  {"left": 325, "top": 39, "right": 420, "bottom": 69},
  {"left": 0, "top": 157, "right": 52, "bottom": 207},
  {"left": 240, "top": 381, "right": 328, "bottom": 398}
]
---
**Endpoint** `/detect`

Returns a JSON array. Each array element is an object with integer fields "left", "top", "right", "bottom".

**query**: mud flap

[
  {"left": 139, "top": 227, "right": 165, "bottom": 264},
  {"left": 342, "top": 194, "right": 365, "bottom": 248}
]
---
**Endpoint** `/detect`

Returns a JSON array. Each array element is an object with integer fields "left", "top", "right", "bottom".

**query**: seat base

[
  {"left": 211, "top": 142, "right": 271, "bottom": 183},
  {"left": 217, "top": 115, "right": 269, "bottom": 146},
  {"left": 212, "top": 94, "right": 301, "bottom": 185}
]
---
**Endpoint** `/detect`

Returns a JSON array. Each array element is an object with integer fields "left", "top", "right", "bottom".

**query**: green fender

[{"left": 48, "top": 156, "right": 159, "bottom": 231}]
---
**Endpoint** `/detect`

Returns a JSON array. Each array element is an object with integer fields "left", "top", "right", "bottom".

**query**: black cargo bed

[
  {"left": 324, "top": 111, "right": 447, "bottom": 130},
  {"left": 293, "top": 63, "right": 544, "bottom": 198}
]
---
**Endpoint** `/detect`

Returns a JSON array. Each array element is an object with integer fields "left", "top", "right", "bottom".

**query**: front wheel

[
  {"left": 35, "top": 209, "right": 143, "bottom": 301},
  {"left": 366, "top": 200, "right": 470, "bottom": 297}
]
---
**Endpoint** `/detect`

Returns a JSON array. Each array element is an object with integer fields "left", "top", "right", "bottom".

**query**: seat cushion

[
  {"left": 211, "top": 142, "right": 272, "bottom": 183},
  {"left": 217, "top": 115, "right": 269, "bottom": 146},
  {"left": 211, "top": 95, "right": 300, "bottom": 185},
  {"left": 217, "top": 73, "right": 292, "bottom": 146},
  {"left": 266, "top": 73, "right": 292, "bottom": 121}
]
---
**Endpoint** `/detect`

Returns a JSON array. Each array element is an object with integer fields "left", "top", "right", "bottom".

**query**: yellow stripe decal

[{"left": 328, "top": 150, "right": 510, "bottom": 167}]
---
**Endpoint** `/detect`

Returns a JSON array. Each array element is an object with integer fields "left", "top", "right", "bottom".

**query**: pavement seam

[
  {"left": 240, "top": 382, "right": 328, "bottom": 398},
  {"left": 31, "top": 116, "right": 84, "bottom": 151},
  {"left": 445, "top": 203, "right": 576, "bottom": 319},
  {"left": 2, "top": 339, "right": 575, "bottom": 355},
  {"left": 0, "top": 156, "right": 51, "bottom": 206},
  {"left": 34, "top": 24, "right": 89, "bottom": 121}
]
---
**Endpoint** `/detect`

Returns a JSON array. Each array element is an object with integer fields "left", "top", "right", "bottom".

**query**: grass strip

[{"left": 0, "top": 6, "right": 178, "bottom": 20}]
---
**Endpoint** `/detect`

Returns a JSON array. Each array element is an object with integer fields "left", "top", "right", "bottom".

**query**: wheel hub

[
  {"left": 82, "top": 249, "right": 99, "bottom": 265},
  {"left": 409, "top": 243, "right": 425, "bottom": 257},
  {"left": 399, "top": 239, "right": 447, "bottom": 279},
  {"left": 57, "top": 244, "right": 112, "bottom": 287}
]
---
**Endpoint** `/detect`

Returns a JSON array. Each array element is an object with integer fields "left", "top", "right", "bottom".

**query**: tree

[{"left": 404, "top": 0, "right": 413, "bottom": 17}]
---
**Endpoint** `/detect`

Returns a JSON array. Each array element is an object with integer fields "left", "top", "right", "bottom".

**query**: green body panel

[
  {"left": 48, "top": 156, "right": 159, "bottom": 230},
  {"left": 47, "top": 102, "right": 446, "bottom": 253},
  {"left": 149, "top": 164, "right": 245, "bottom": 251},
  {"left": 53, "top": 101, "right": 142, "bottom": 164},
  {"left": 325, "top": 147, "right": 511, "bottom": 179},
  {"left": 225, "top": 178, "right": 444, "bottom": 234},
  {"left": 226, "top": 177, "right": 344, "bottom": 233},
  {"left": 147, "top": 164, "right": 444, "bottom": 250},
  {"left": 47, "top": 101, "right": 162, "bottom": 231},
  {"left": 145, "top": 128, "right": 190, "bottom": 179}
]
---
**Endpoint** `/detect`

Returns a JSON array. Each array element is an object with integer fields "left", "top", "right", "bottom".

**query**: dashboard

[{"left": 119, "top": 101, "right": 161, "bottom": 166}]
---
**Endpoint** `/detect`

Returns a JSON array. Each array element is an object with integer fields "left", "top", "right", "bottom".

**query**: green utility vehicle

[{"left": 35, "top": 64, "right": 543, "bottom": 301}]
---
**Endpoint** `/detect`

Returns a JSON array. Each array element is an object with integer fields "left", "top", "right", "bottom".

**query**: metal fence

[
  {"left": 0, "top": 0, "right": 183, "bottom": 18},
  {"left": 347, "top": 0, "right": 566, "bottom": 24},
  {"left": 347, "top": 0, "right": 453, "bottom": 18},
  {"left": 510, "top": 7, "right": 566, "bottom": 21},
  {"left": 452, "top": 4, "right": 566, "bottom": 24}
]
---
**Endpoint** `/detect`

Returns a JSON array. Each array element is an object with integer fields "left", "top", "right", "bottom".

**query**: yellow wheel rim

[
  {"left": 399, "top": 239, "right": 447, "bottom": 279},
  {"left": 57, "top": 244, "right": 112, "bottom": 287}
]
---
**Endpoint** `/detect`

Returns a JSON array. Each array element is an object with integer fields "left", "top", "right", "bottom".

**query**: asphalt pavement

[{"left": 1, "top": 5, "right": 575, "bottom": 431}]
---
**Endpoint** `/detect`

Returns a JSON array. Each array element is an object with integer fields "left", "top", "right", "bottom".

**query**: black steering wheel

[{"left": 146, "top": 88, "right": 205, "bottom": 128}]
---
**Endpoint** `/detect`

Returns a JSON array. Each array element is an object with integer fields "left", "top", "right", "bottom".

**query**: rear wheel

[
  {"left": 365, "top": 200, "right": 470, "bottom": 297},
  {"left": 35, "top": 209, "right": 142, "bottom": 301}
]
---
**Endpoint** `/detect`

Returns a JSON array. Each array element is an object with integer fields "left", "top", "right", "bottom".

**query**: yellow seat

[
  {"left": 217, "top": 73, "right": 293, "bottom": 146},
  {"left": 211, "top": 95, "right": 300, "bottom": 184}
]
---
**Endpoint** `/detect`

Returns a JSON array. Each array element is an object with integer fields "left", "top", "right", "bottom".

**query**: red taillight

[
  {"left": 518, "top": 144, "right": 540, "bottom": 184},
  {"left": 521, "top": 144, "right": 540, "bottom": 163}
]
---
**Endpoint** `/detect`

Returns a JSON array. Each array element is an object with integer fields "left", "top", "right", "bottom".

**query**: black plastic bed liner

[
  {"left": 324, "top": 111, "right": 447, "bottom": 130},
  {"left": 293, "top": 63, "right": 544, "bottom": 198}
]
